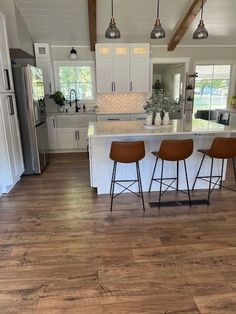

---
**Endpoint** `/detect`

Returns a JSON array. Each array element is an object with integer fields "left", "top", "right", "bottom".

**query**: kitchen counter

[
  {"left": 88, "top": 118, "right": 235, "bottom": 138},
  {"left": 88, "top": 119, "right": 236, "bottom": 195}
]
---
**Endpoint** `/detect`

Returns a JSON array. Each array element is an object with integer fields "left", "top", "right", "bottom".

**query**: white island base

[{"left": 88, "top": 120, "right": 235, "bottom": 195}]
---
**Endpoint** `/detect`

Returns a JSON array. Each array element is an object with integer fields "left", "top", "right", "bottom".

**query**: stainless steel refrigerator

[{"left": 12, "top": 64, "right": 49, "bottom": 174}]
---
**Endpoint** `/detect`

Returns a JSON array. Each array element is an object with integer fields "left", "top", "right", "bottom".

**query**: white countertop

[{"left": 88, "top": 119, "right": 236, "bottom": 138}]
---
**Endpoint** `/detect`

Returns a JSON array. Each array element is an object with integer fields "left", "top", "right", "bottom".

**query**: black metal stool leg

[
  {"left": 136, "top": 162, "right": 141, "bottom": 194},
  {"left": 232, "top": 157, "right": 236, "bottom": 183},
  {"left": 176, "top": 161, "right": 179, "bottom": 191},
  {"left": 110, "top": 161, "right": 117, "bottom": 211},
  {"left": 192, "top": 154, "right": 206, "bottom": 190},
  {"left": 183, "top": 160, "right": 191, "bottom": 207},
  {"left": 110, "top": 161, "right": 116, "bottom": 194},
  {"left": 148, "top": 157, "right": 158, "bottom": 192},
  {"left": 220, "top": 159, "right": 225, "bottom": 190},
  {"left": 136, "top": 162, "right": 145, "bottom": 211},
  {"left": 158, "top": 160, "right": 164, "bottom": 208},
  {"left": 207, "top": 158, "right": 214, "bottom": 205}
]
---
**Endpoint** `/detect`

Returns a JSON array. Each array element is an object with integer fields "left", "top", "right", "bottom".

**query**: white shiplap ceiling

[{"left": 14, "top": 0, "right": 236, "bottom": 46}]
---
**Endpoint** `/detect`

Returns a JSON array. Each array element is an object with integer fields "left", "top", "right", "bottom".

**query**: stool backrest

[
  {"left": 209, "top": 137, "right": 236, "bottom": 158},
  {"left": 159, "top": 139, "right": 193, "bottom": 161},
  {"left": 110, "top": 141, "right": 145, "bottom": 163}
]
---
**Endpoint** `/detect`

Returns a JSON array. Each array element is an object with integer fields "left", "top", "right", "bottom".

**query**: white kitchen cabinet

[
  {"left": 95, "top": 43, "right": 129, "bottom": 93},
  {"left": 0, "top": 94, "right": 24, "bottom": 193},
  {"left": 34, "top": 43, "right": 54, "bottom": 94},
  {"left": 129, "top": 44, "right": 150, "bottom": 93},
  {"left": 95, "top": 43, "right": 150, "bottom": 94},
  {"left": 56, "top": 127, "right": 88, "bottom": 150},
  {"left": 0, "top": 13, "right": 14, "bottom": 93},
  {"left": 47, "top": 114, "right": 94, "bottom": 152},
  {"left": 46, "top": 116, "right": 57, "bottom": 149},
  {"left": 57, "top": 128, "right": 78, "bottom": 150}
]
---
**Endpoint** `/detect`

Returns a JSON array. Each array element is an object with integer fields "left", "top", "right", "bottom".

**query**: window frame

[
  {"left": 193, "top": 60, "right": 236, "bottom": 110},
  {"left": 54, "top": 61, "right": 96, "bottom": 102}
]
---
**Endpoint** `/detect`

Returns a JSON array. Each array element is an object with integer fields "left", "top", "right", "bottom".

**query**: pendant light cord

[
  {"left": 157, "top": 0, "right": 160, "bottom": 18},
  {"left": 111, "top": 0, "right": 114, "bottom": 18},
  {"left": 201, "top": 0, "right": 204, "bottom": 20}
]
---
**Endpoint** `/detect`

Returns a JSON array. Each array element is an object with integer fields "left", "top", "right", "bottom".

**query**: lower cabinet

[{"left": 56, "top": 127, "right": 88, "bottom": 150}]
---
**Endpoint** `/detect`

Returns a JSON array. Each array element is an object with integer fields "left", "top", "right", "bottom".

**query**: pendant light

[
  {"left": 69, "top": 47, "right": 78, "bottom": 60},
  {"left": 193, "top": 0, "right": 208, "bottom": 39},
  {"left": 150, "top": 0, "right": 165, "bottom": 39},
  {"left": 105, "top": 0, "right": 120, "bottom": 39}
]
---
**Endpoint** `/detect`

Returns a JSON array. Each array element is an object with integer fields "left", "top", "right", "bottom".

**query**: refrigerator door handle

[
  {"left": 4, "top": 69, "right": 11, "bottom": 90},
  {"left": 7, "top": 95, "right": 14, "bottom": 115}
]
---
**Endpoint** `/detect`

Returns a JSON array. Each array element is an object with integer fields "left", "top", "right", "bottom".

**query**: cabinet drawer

[
  {"left": 96, "top": 114, "right": 130, "bottom": 121},
  {"left": 130, "top": 113, "right": 146, "bottom": 121}
]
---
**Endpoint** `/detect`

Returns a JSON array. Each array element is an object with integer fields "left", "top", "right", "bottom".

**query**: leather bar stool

[
  {"left": 149, "top": 139, "right": 193, "bottom": 208},
  {"left": 109, "top": 141, "right": 145, "bottom": 211},
  {"left": 192, "top": 137, "right": 236, "bottom": 204}
]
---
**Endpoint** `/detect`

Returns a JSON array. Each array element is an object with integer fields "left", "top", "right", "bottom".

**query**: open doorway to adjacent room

[{"left": 151, "top": 58, "right": 190, "bottom": 119}]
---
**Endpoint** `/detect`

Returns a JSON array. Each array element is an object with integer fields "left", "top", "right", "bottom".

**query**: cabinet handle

[
  {"left": 75, "top": 130, "right": 77, "bottom": 140},
  {"left": 8, "top": 95, "right": 14, "bottom": 115},
  {"left": 130, "top": 81, "right": 132, "bottom": 92},
  {"left": 111, "top": 82, "right": 113, "bottom": 92},
  {"left": 77, "top": 130, "right": 80, "bottom": 140},
  {"left": 53, "top": 117, "right": 55, "bottom": 128},
  {"left": 49, "top": 83, "right": 52, "bottom": 94},
  {"left": 4, "top": 69, "right": 11, "bottom": 90},
  {"left": 107, "top": 118, "right": 120, "bottom": 121},
  {"left": 113, "top": 82, "right": 116, "bottom": 92}
]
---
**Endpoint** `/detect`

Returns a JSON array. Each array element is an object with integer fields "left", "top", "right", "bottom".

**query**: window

[
  {"left": 54, "top": 62, "right": 95, "bottom": 101},
  {"left": 193, "top": 64, "right": 231, "bottom": 113}
]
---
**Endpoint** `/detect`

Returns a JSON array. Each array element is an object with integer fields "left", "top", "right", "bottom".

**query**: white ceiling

[{"left": 14, "top": 0, "right": 236, "bottom": 46}]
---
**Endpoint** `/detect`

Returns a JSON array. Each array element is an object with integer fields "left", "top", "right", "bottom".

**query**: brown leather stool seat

[
  {"left": 192, "top": 137, "right": 236, "bottom": 204},
  {"left": 149, "top": 139, "right": 193, "bottom": 207},
  {"left": 109, "top": 141, "right": 145, "bottom": 211}
]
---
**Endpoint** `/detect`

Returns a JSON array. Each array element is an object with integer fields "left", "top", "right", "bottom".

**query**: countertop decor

[{"left": 144, "top": 92, "right": 184, "bottom": 123}]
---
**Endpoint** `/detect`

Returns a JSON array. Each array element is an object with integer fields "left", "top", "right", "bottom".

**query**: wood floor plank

[{"left": 0, "top": 153, "right": 236, "bottom": 312}]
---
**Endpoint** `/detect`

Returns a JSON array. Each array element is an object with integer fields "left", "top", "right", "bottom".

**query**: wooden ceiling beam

[
  {"left": 88, "top": 0, "right": 96, "bottom": 51},
  {"left": 168, "top": 0, "right": 207, "bottom": 51}
]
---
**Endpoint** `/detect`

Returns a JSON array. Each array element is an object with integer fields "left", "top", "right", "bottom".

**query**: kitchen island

[{"left": 88, "top": 119, "right": 236, "bottom": 194}]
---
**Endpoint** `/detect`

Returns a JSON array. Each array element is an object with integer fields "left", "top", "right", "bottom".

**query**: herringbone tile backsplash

[{"left": 96, "top": 93, "right": 147, "bottom": 113}]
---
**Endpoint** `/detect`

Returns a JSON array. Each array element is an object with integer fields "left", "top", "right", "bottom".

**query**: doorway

[{"left": 151, "top": 58, "right": 190, "bottom": 118}]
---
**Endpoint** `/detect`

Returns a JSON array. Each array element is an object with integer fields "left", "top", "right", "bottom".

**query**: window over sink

[{"left": 54, "top": 61, "right": 95, "bottom": 101}]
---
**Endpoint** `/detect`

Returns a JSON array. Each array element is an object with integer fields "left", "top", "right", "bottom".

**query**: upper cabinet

[
  {"left": 95, "top": 43, "right": 150, "bottom": 94},
  {"left": 129, "top": 44, "right": 150, "bottom": 93},
  {"left": 34, "top": 43, "right": 54, "bottom": 94},
  {"left": 0, "top": 13, "right": 14, "bottom": 93}
]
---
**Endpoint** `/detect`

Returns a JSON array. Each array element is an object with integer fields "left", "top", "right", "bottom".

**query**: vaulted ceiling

[{"left": 14, "top": 0, "right": 236, "bottom": 46}]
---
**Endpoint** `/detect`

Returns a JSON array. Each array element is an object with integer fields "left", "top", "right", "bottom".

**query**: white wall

[
  {"left": 51, "top": 46, "right": 94, "bottom": 61},
  {"left": 0, "top": 1, "right": 33, "bottom": 55}
]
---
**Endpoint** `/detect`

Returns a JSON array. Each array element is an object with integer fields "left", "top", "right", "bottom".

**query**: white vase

[
  {"left": 154, "top": 112, "right": 161, "bottom": 125},
  {"left": 163, "top": 112, "right": 170, "bottom": 125},
  {"left": 145, "top": 113, "right": 153, "bottom": 126}
]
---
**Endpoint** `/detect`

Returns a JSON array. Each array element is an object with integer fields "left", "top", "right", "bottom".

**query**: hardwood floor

[{"left": 0, "top": 153, "right": 236, "bottom": 313}]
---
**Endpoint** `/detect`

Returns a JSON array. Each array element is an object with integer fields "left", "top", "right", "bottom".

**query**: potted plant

[
  {"left": 144, "top": 91, "right": 184, "bottom": 125},
  {"left": 50, "top": 91, "right": 65, "bottom": 112}
]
